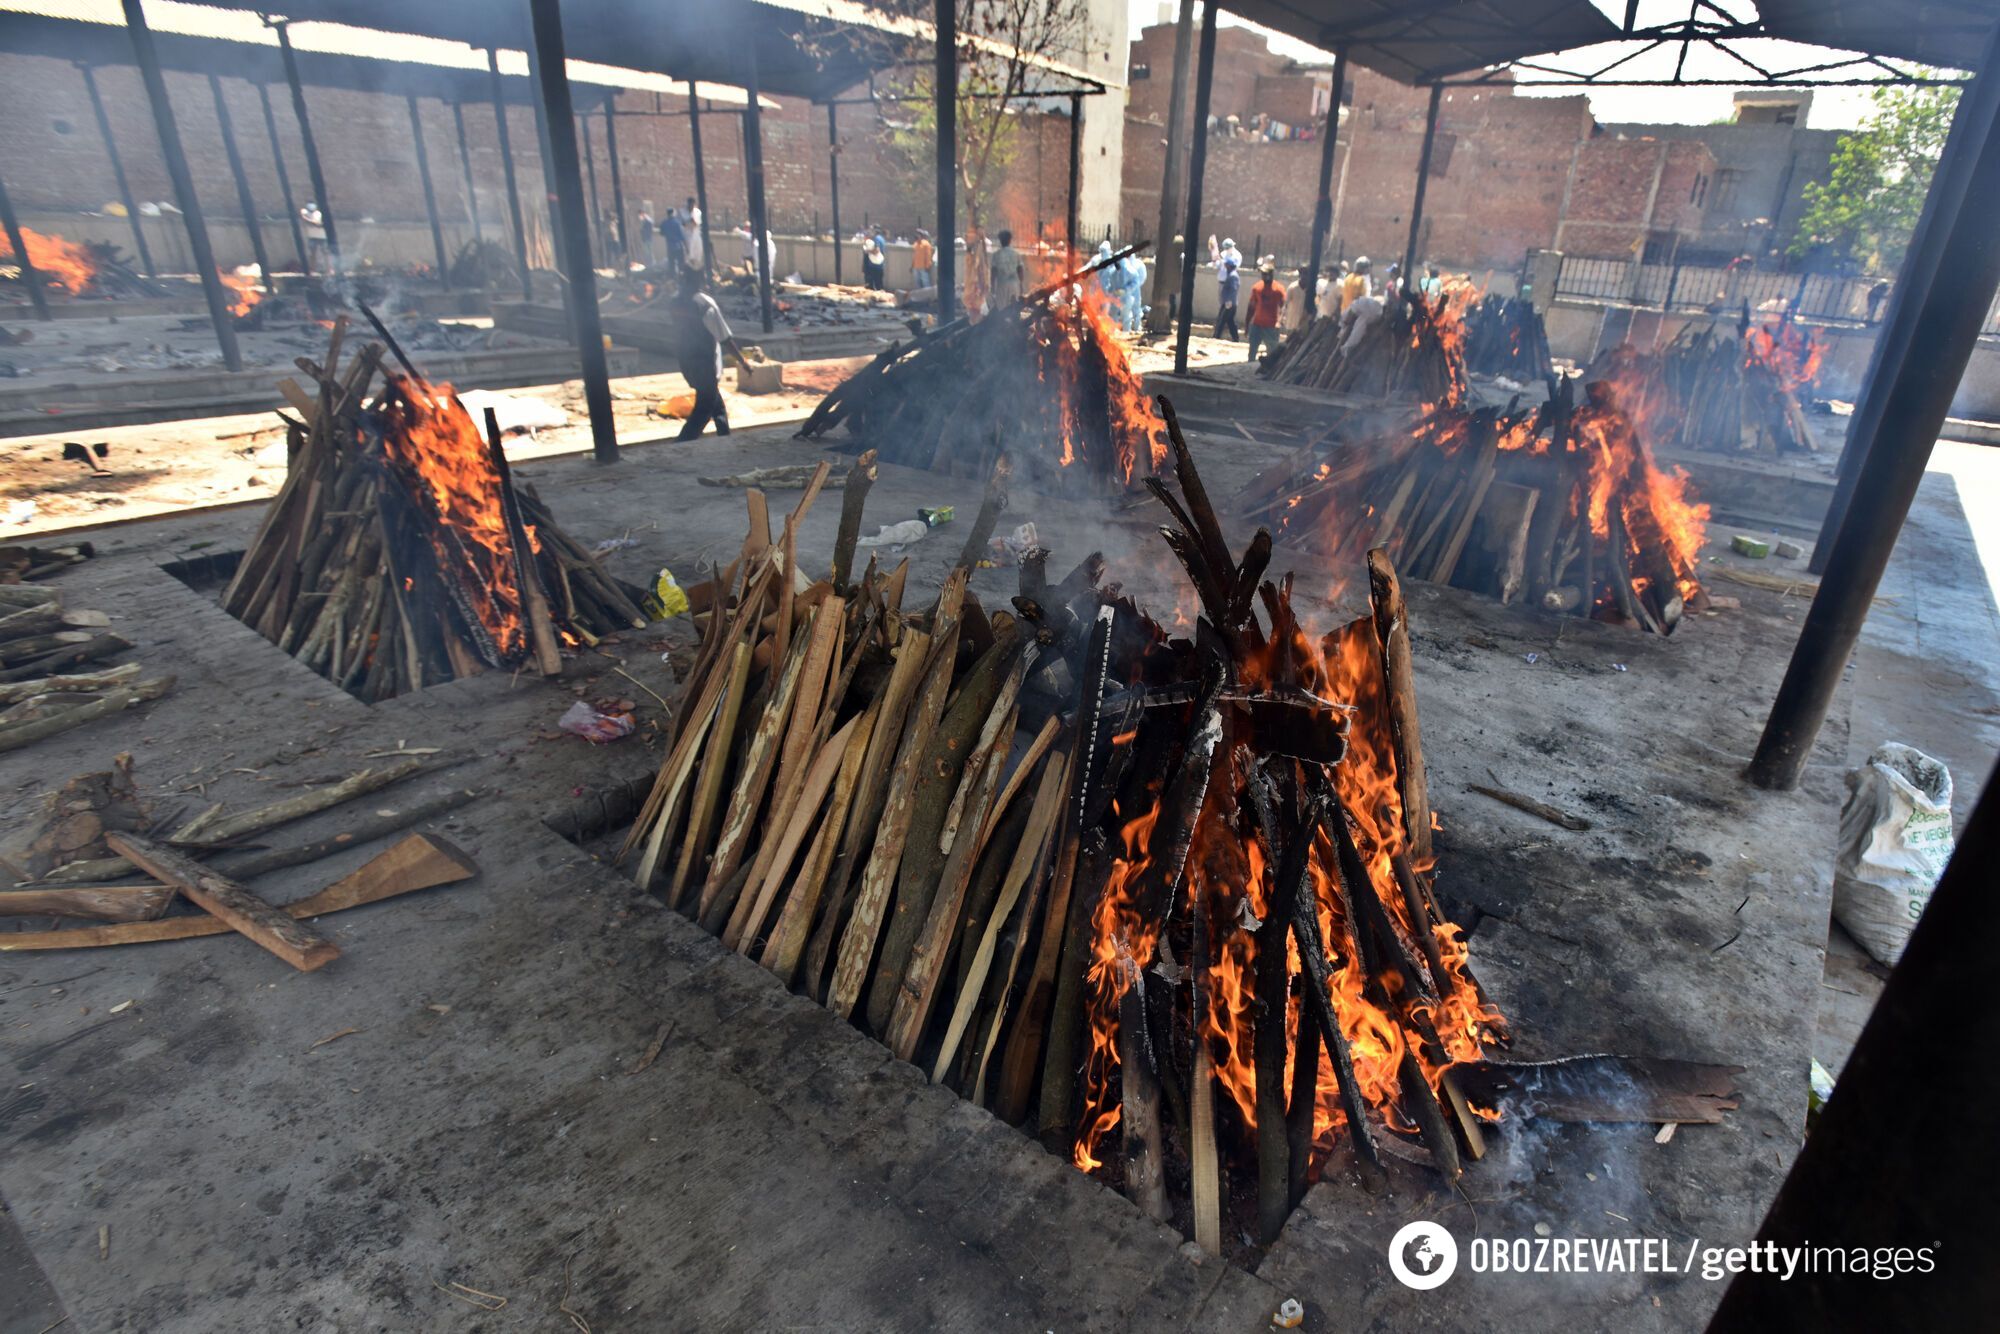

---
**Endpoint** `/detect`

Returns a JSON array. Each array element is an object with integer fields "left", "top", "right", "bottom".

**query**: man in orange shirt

[
  {"left": 911, "top": 229, "right": 935, "bottom": 291},
  {"left": 1244, "top": 261, "right": 1287, "bottom": 362}
]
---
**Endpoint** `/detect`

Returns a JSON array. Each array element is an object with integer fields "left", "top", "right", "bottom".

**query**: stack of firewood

[
  {"left": 1238, "top": 373, "right": 1709, "bottom": 634},
  {"left": 798, "top": 245, "right": 1163, "bottom": 492},
  {"left": 1463, "top": 293, "right": 1553, "bottom": 381},
  {"left": 1264, "top": 288, "right": 1468, "bottom": 406},
  {"left": 221, "top": 317, "right": 647, "bottom": 700},
  {"left": 0, "top": 581, "right": 168, "bottom": 755},
  {"left": 621, "top": 400, "right": 1516, "bottom": 1250}
]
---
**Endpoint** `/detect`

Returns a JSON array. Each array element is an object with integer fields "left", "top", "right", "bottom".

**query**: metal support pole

[
  {"left": 525, "top": 0, "right": 618, "bottom": 464},
  {"left": 1304, "top": 47, "right": 1347, "bottom": 317},
  {"left": 1747, "top": 28, "right": 2000, "bottom": 791},
  {"left": 272, "top": 19, "right": 338, "bottom": 272},
  {"left": 744, "top": 50, "right": 774, "bottom": 333},
  {"left": 1172, "top": 0, "right": 1219, "bottom": 376},
  {"left": 0, "top": 167, "right": 52, "bottom": 323},
  {"left": 1401, "top": 84, "right": 1443, "bottom": 296},
  {"left": 78, "top": 63, "right": 155, "bottom": 276},
  {"left": 687, "top": 80, "right": 713, "bottom": 276},
  {"left": 828, "top": 100, "right": 843, "bottom": 284},
  {"left": 121, "top": 0, "right": 239, "bottom": 368},
  {"left": 1710, "top": 758, "right": 2000, "bottom": 1328},
  {"left": 1147, "top": 0, "right": 1195, "bottom": 333},
  {"left": 406, "top": 95, "right": 452, "bottom": 290},
  {"left": 258, "top": 82, "right": 308, "bottom": 275},
  {"left": 209, "top": 75, "right": 273, "bottom": 285},
  {"left": 1066, "top": 92, "right": 1083, "bottom": 256},
  {"left": 487, "top": 50, "right": 533, "bottom": 301},
  {"left": 524, "top": 37, "right": 569, "bottom": 305},
  {"left": 452, "top": 101, "right": 486, "bottom": 245},
  {"left": 935, "top": 0, "right": 957, "bottom": 323},
  {"left": 579, "top": 111, "right": 604, "bottom": 257},
  {"left": 603, "top": 96, "right": 627, "bottom": 266}
]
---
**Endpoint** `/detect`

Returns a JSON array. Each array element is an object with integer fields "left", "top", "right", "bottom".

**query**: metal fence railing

[{"left": 1552, "top": 254, "right": 1906, "bottom": 326}]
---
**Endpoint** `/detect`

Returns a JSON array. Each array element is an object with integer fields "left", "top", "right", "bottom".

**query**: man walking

[
  {"left": 911, "top": 229, "right": 935, "bottom": 290},
  {"left": 682, "top": 196, "right": 705, "bottom": 271},
  {"left": 1210, "top": 236, "right": 1242, "bottom": 340},
  {"left": 988, "top": 229, "right": 1025, "bottom": 307},
  {"left": 1245, "top": 262, "right": 1286, "bottom": 362},
  {"left": 663, "top": 205, "right": 687, "bottom": 274},
  {"left": 669, "top": 268, "right": 744, "bottom": 440}
]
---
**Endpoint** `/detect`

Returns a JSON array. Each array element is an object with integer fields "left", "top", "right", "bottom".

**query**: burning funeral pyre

[
  {"left": 1596, "top": 313, "right": 1824, "bottom": 455},
  {"left": 221, "top": 316, "right": 645, "bottom": 700},
  {"left": 0, "top": 227, "right": 166, "bottom": 300},
  {"left": 798, "top": 246, "right": 1166, "bottom": 492},
  {"left": 619, "top": 401, "right": 1540, "bottom": 1249},
  {"left": 1242, "top": 367, "right": 1710, "bottom": 634},
  {"left": 1462, "top": 292, "right": 1554, "bottom": 381}
]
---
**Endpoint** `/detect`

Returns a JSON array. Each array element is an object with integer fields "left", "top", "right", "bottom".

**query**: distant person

[
  {"left": 636, "top": 203, "right": 658, "bottom": 266},
  {"left": 1281, "top": 266, "right": 1312, "bottom": 333},
  {"left": 1210, "top": 235, "right": 1242, "bottom": 340},
  {"left": 1340, "top": 256, "right": 1372, "bottom": 312},
  {"left": 663, "top": 206, "right": 687, "bottom": 273},
  {"left": 1245, "top": 262, "right": 1286, "bottom": 361},
  {"left": 669, "top": 268, "right": 745, "bottom": 441},
  {"left": 911, "top": 229, "right": 935, "bottom": 290},
  {"left": 1421, "top": 262, "right": 1444, "bottom": 301},
  {"left": 1339, "top": 286, "right": 1385, "bottom": 355},
  {"left": 989, "top": 229, "right": 1026, "bottom": 307},
  {"left": 1385, "top": 261, "right": 1402, "bottom": 297},
  {"left": 861, "top": 232, "right": 886, "bottom": 290},
  {"left": 1866, "top": 277, "right": 1890, "bottom": 324},
  {"left": 1119, "top": 248, "right": 1149, "bottom": 334},
  {"left": 681, "top": 197, "right": 705, "bottom": 270},
  {"left": 964, "top": 224, "right": 990, "bottom": 318},
  {"left": 301, "top": 202, "right": 328, "bottom": 273}
]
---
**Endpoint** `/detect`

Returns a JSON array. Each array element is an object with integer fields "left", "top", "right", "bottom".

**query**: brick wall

[{"left": 1559, "top": 136, "right": 1721, "bottom": 259}]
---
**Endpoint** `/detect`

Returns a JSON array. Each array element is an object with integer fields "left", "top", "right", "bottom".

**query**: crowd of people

[
  {"left": 635, "top": 198, "right": 708, "bottom": 274},
  {"left": 1199, "top": 238, "right": 1454, "bottom": 362}
]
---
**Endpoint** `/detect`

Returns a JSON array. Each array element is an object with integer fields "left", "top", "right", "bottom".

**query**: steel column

[
  {"left": 1711, "top": 759, "right": 2000, "bottom": 1327},
  {"left": 744, "top": 49, "right": 774, "bottom": 333},
  {"left": 486, "top": 50, "right": 533, "bottom": 301},
  {"left": 828, "top": 99, "right": 843, "bottom": 284},
  {"left": 1172, "top": 0, "right": 1220, "bottom": 376},
  {"left": 1304, "top": 47, "right": 1347, "bottom": 317},
  {"left": 935, "top": 0, "right": 957, "bottom": 322},
  {"left": 603, "top": 96, "right": 627, "bottom": 265},
  {"left": 209, "top": 75, "right": 273, "bottom": 284},
  {"left": 1401, "top": 84, "right": 1443, "bottom": 295},
  {"left": 1066, "top": 92, "right": 1083, "bottom": 256},
  {"left": 406, "top": 95, "right": 452, "bottom": 290},
  {"left": 524, "top": 36, "right": 570, "bottom": 305},
  {"left": 579, "top": 111, "right": 604, "bottom": 256},
  {"left": 687, "top": 80, "right": 713, "bottom": 276},
  {"left": 1747, "top": 24, "right": 2000, "bottom": 791},
  {"left": 78, "top": 63, "right": 155, "bottom": 276},
  {"left": 525, "top": 0, "right": 618, "bottom": 464},
  {"left": 121, "top": 0, "right": 240, "bottom": 368},
  {"left": 1147, "top": 0, "right": 1195, "bottom": 333},
  {"left": 0, "top": 167, "right": 51, "bottom": 323},
  {"left": 257, "top": 82, "right": 309, "bottom": 274},
  {"left": 271, "top": 19, "right": 338, "bottom": 272},
  {"left": 452, "top": 101, "right": 486, "bottom": 245}
]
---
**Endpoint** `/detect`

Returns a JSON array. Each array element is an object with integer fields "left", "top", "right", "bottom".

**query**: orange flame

[
  {"left": 220, "top": 270, "right": 263, "bottom": 319},
  {"left": 1036, "top": 265, "right": 1167, "bottom": 482},
  {"left": 0, "top": 227, "right": 96, "bottom": 294},
  {"left": 1744, "top": 318, "right": 1823, "bottom": 395},
  {"left": 374, "top": 373, "right": 541, "bottom": 664}
]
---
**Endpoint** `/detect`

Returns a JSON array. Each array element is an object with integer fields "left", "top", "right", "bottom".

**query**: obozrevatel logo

[{"left": 1389, "top": 1221, "right": 1459, "bottom": 1290}]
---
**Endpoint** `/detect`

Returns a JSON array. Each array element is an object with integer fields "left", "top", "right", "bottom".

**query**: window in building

[
  {"left": 1132, "top": 62, "right": 1151, "bottom": 80},
  {"left": 1712, "top": 168, "right": 1744, "bottom": 213}
]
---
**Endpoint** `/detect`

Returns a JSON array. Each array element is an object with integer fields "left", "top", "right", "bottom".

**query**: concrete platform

[{"left": 1, "top": 407, "right": 1975, "bottom": 1330}]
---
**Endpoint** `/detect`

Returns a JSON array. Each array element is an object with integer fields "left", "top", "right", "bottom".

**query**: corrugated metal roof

[
  {"left": 1754, "top": 0, "right": 1995, "bottom": 72},
  {"left": 1218, "top": 0, "right": 1627, "bottom": 85}
]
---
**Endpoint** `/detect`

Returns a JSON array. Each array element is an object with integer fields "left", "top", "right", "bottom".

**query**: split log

[
  {"left": 1118, "top": 962, "right": 1169, "bottom": 1222},
  {"left": 0, "top": 633, "right": 133, "bottom": 683},
  {"left": 830, "top": 448, "right": 878, "bottom": 592},
  {"left": 0, "top": 834, "right": 477, "bottom": 953},
  {"left": 1366, "top": 549, "right": 1431, "bottom": 864},
  {"left": 108, "top": 832, "right": 340, "bottom": 971},
  {"left": 0, "top": 676, "right": 174, "bottom": 755},
  {"left": 0, "top": 883, "right": 175, "bottom": 923}
]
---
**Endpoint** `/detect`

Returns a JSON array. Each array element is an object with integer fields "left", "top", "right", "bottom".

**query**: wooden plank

[
  {"left": 0, "top": 834, "right": 477, "bottom": 953},
  {"left": 0, "top": 884, "right": 175, "bottom": 923},
  {"left": 759, "top": 695, "right": 880, "bottom": 983},
  {"left": 106, "top": 833, "right": 340, "bottom": 971},
  {"left": 726, "top": 713, "right": 859, "bottom": 953},
  {"left": 1366, "top": 548, "right": 1432, "bottom": 864}
]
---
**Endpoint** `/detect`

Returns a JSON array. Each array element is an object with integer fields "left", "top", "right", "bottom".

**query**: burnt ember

[
  {"left": 220, "top": 319, "right": 645, "bottom": 700},
  {"left": 798, "top": 246, "right": 1166, "bottom": 493}
]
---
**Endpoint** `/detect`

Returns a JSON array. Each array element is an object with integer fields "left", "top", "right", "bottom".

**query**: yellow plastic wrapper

[{"left": 642, "top": 567, "right": 688, "bottom": 620}]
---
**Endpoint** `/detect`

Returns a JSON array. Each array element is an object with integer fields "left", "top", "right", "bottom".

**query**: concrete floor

[{"left": 0, "top": 374, "right": 1989, "bottom": 1330}]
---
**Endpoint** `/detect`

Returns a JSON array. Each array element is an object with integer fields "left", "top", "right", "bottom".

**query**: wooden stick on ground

[
  {"left": 0, "top": 884, "right": 176, "bottom": 923},
  {"left": 108, "top": 832, "right": 340, "bottom": 971},
  {"left": 0, "top": 677, "right": 173, "bottom": 755}
]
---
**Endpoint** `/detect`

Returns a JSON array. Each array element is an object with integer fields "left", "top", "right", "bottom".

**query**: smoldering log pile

[
  {"left": 220, "top": 317, "right": 646, "bottom": 701},
  {"left": 618, "top": 399, "right": 1517, "bottom": 1251},
  {"left": 1462, "top": 293, "right": 1554, "bottom": 381},
  {"left": 1264, "top": 288, "right": 1468, "bottom": 405},
  {"left": 798, "top": 245, "right": 1164, "bottom": 492},
  {"left": 1602, "top": 314, "right": 1821, "bottom": 455},
  {"left": 1238, "top": 372, "right": 1710, "bottom": 635}
]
